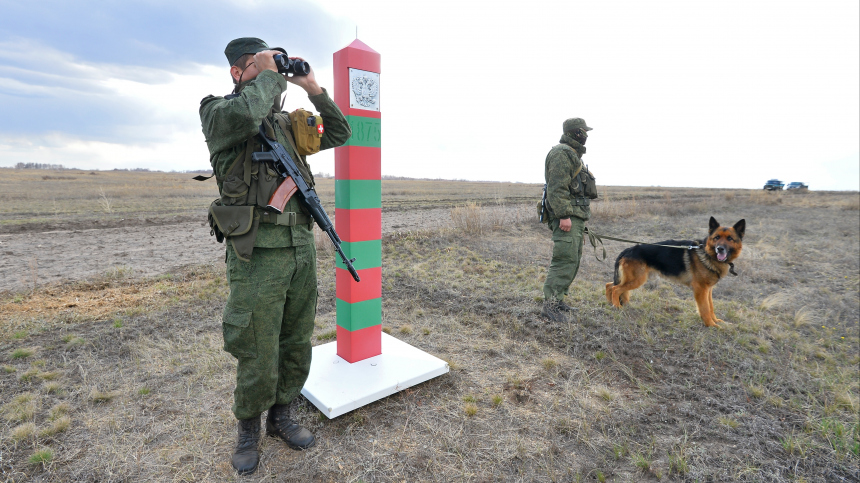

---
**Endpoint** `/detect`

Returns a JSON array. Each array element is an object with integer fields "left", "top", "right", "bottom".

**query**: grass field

[
  {"left": 0, "top": 170, "right": 858, "bottom": 481},
  {"left": 0, "top": 168, "right": 541, "bottom": 232}
]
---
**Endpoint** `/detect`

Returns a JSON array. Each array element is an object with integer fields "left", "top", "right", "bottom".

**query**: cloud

[
  {"left": 0, "top": 0, "right": 351, "bottom": 144},
  {"left": 0, "top": 0, "right": 857, "bottom": 190},
  {"left": 0, "top": 0, "right": 347, "bottom": 68}
]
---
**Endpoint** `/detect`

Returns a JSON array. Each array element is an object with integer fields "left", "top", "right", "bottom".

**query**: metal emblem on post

[{"left": 349, "top": 68, "right": 380, "bottom": 111}]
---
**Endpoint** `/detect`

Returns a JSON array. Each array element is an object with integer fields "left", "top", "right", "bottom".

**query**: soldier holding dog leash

[{"left": 539, "top": 118, "right": 599, "bottom": 322}]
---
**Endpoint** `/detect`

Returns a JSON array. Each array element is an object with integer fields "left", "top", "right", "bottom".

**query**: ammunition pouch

[
  {"left": 219, "top": 154, "right": 281, "bottom": 210},
  {"left": 583, "top": 168, "right": 598, "bottom": 199},
  {"left": 220, "top": 175, "right": 250, "bottom": 206},
  {"left": 207, "top": 199, "right": 260, "bottom": 262},
  {"left": 570, "top": 167, "right": 598, "bottom": 201}
]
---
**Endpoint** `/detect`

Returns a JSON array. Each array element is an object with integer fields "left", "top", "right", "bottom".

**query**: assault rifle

[{"left": 251, "top": 125, "right": 360, "bottom": 282}]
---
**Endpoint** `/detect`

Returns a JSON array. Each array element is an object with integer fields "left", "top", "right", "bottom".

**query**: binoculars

[{"left": 273, "top": 54, "right": 310, "bottom": 76}]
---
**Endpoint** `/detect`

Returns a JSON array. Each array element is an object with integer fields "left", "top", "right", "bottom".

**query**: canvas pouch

[
  {"left": 287, "top": 108, "right": 323, "bottom": 156},
  {"left": 208, "top": 199, "right": 260, "bottom": 262},
  {"left": 582, "top": 168, "right": 598, "bottom": 199}
]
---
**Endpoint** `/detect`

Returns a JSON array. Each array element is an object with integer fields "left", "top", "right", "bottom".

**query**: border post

[
  {"left": 332, "top": 39, "right": 382, "bottom": 363},
  {"left": 300, "top": 40, "right": 447, "bottom": 419}
]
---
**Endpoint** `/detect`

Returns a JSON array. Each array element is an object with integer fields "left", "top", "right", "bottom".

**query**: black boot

[
  {"left": 557, "top": 301, "right": 577, "bottom": 312},
  {"left": 266, "top": 404, "right": 315, "bottom": 450},
  {"left": 232, "top": 416, "right": 261, "bottom": 475}
]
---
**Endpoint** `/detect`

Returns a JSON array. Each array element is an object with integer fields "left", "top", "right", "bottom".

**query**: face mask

[{"left": 574, "top": 129, "right": 588, "bottom": 145}]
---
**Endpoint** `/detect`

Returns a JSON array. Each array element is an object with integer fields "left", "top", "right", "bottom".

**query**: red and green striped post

[{"left": 333, "top": 39, "right": 382, "bottom": 363}]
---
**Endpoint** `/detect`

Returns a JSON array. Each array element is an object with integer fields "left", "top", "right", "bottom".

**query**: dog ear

[
  {"left": 709, "top": 216, "right": 719, "bottom": 235},
  {"left": 733, "top": 219, "right": 746, "bottom": 240}
]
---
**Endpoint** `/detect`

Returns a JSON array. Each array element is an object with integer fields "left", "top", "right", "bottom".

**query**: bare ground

[{"left": 0, "top": 208, "right": 454, "bottom": 295}]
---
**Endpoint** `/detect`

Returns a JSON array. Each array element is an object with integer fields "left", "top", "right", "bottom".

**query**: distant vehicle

[
  {"left": 763, "top": 179, "right": 784, "bottom": 191},
  {"left": 786, "top": 182, "right": 808, "bottom": 190}
]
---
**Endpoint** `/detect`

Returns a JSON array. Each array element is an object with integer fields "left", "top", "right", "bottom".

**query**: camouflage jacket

[
  {"left": 199, "top": 70, "right": 351, "bottom": 247},
  {"left": 545, "top": 133, "right": 591, "bottom": 221}
]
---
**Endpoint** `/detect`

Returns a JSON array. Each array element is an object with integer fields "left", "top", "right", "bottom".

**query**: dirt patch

[{"left": 0, "top": 207, "right": 460, "bottom": 295}]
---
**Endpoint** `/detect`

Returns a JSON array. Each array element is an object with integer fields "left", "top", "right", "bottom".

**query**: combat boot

[
  {"left": 266, "top": 404, "right": 315, "bottom": 450},
  {"left": 541, "top": 300, "right": 568, "bottom": 323},
  {"left": 232, "top": 416, "right": 261, "bottom": 475},
  {"left": 556, "top": 300, "right": 576, "bottom": 313}
]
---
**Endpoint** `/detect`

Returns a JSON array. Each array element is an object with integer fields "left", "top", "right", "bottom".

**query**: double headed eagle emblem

[{"left": 351, "top": 75, "right": 379, "bottom": 108}]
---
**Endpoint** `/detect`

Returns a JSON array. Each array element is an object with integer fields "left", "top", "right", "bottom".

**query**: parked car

[
  {"left": 786, "top": 182, "right": 808, "bottom": 190},
  {"left": 763, "top": 179, "right": 784, "bottom": 191}
]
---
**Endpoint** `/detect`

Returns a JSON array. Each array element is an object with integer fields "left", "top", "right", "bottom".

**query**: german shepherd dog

[{"left": 605, "top": 217, "right": 745, "bottom": 328}]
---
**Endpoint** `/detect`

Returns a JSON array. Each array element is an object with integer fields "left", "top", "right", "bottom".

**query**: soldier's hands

[
  {"left": 559, "top": 218, "right": 572, "bottom": 232},
  {"left": 285, "top": 56, "right": 323, "bottom": 96},
  {"left": 254, "top": 50, "right": 279, "bottom": 74}
]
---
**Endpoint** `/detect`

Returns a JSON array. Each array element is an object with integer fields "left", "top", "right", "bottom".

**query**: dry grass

[
  {"left": 0, "top": 181, "right": 858, "bottom": 481},
  {"left": 48, "top": 402, "right": 70, "bottom": 420},
  {"left": 0, "top": 168, "right": 221, "bottom": 230},
  {"left": 2, "top": 392, "right": 39, "bottom": 423},
  {"left": 748, "top": 189, "right": 784, "bottom": 205},
  {"left": 39, "top": 415, "right": 71, "bottom": 437},
  {"left": 10, "top": 422, "right": 37, "bottom": 442},
  {"left": 0, "top": 169, "right": 542, "bottom": 232},
  {"left": 450, "top": 202, "right": 501, "bottom": 235}
]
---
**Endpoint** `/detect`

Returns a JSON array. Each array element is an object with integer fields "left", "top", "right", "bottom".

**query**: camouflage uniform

[
  {"left": 543, "top": 119, "right": 594, "bottom": 304},
  {"left": 200, "top": 64, "right": 351, "bottom": 420}
]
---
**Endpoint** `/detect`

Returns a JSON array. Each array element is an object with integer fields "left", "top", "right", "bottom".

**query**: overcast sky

[{"left": 1, "top": 0, "right": 857, "bottom": 190}]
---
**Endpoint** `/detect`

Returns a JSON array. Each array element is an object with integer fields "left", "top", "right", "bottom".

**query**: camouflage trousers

[
  {"left": 543, "top": 217, "right": 585, "bottom": 302},
  {"left": 223, "top": 243, "right": 317, "bottom": 420}
]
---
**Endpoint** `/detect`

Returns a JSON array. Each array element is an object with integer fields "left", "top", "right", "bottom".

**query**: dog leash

[
  {"left": 582, "top": 228, "right": 737, "bottom": 276},
  {"left": 582, "top": 228, "right": 701, "bottom": 261}
]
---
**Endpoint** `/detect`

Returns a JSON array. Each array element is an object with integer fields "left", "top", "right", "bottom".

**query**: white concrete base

[{"left": 301, "top": 333, "right": 449, "bottom": 419}]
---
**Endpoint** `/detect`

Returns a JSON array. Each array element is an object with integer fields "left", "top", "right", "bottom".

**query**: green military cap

[
  {"left": 563, "top": 118, "right": 593, "bottom": 133},
  {"left": 224, "top": 37, "right": 287, "bottom": 67}
]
